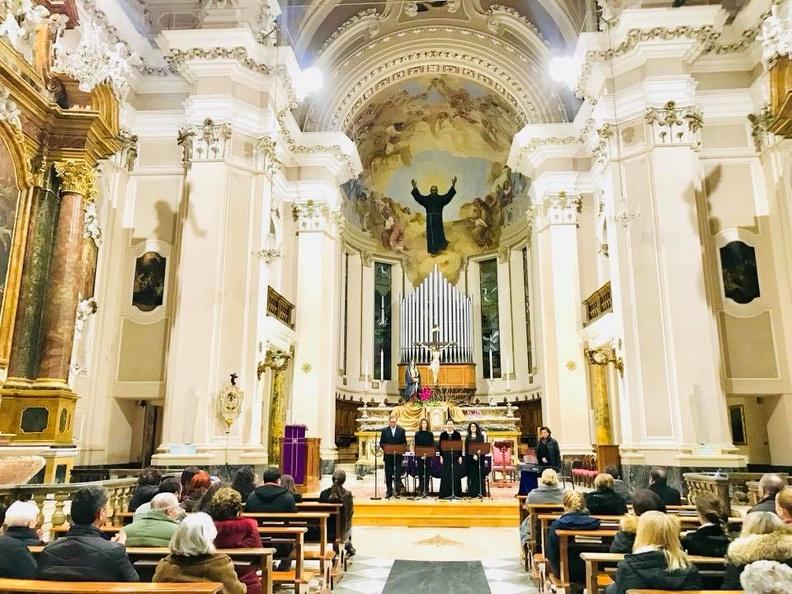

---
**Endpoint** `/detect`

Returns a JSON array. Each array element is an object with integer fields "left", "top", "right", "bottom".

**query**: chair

[{"left": 492, "top": 440, "right": 516, "bottom": 484}]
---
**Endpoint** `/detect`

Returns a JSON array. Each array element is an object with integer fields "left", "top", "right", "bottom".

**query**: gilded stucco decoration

[
  {"left": 54, "top": 160, "right": 97, "bottom": 201},
  {"left": 177, "top": 118, "right": 232, "bottom": 164}
]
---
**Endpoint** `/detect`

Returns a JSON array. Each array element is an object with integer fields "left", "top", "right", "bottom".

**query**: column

[
  {"left": 290, "top": 200, "right": 340, "bottom": 473},
  {"left": 36, "top": 160, "right": 96, "bottom": 387},
  {"left": 586, "top": 349, "right": 614, "bottom": 445},
  {"left": 535, "top": 191, "right": 593, "bottom": 454},
  {"left": 5, "top": 166, "right": 59, "bottom": 383},
  {"left": 260, "top": 350, "right": 291, "bottom": 465}
]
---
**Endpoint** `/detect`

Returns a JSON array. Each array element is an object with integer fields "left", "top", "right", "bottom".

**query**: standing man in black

[
  {"left": 536, "top": 426, "right": 561, "bottom": 471},
  {"left": 379, "top": 414, "right": 407, "bottom": 498}
]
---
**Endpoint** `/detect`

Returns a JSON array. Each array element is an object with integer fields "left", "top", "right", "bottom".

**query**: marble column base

[{"left": 320, "top": 458, "right": 337, "bottom": 476}]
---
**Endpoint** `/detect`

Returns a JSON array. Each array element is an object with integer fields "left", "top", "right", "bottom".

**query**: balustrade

[
  {"left": 683, "top": 472, "right": 731, "bottom": 516},
  {"left": 267, "top": 286, "right": 295, "bottom": 328},
  {"left": 583, "top": 282, "right": 612, "bottom": 326}
]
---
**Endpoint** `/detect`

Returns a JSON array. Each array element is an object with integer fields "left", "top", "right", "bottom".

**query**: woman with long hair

[
  {"left": 231, "top": 466, "right": 256, "bottom": 504},
  {"left": 280, "top": 474, "right": 302, "bottom": 503},
  {"left": 605, "top": 511, "right": 701, "bottom": 594},
  {"left": 547, "top": 490, "right": 601, "bottom": 585},
  {"left": 681, "top": 492, "right": 730, "bottom": 557},
  {"left": 464, "top": 422, "right": 486, "bottom": 498},
  {"left": 319, "top": 469, "right": 356, "bottom": 557},
  {"left": 181, "top": 471, "right": 211, "bottom": 513},
  {"left": 414, "top": 418, "right": 435, "bottom": 496}
]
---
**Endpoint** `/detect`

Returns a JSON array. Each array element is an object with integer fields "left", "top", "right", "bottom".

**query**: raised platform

[{"left": 354, "top": 498, "right": 519, "bottom": 527}]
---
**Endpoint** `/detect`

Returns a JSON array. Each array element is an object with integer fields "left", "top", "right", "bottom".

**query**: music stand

[
  {"left": 467, "top": 442, "right": 491, "bottom": 500},
  {"left": 440, "top": 439, "right": 463, "bottom": 501},
  {"left": 382, "top": 444, "right": 408, "bottom": 498},
  {"left": 371, "top": 443, "right": 382, "bottom": 501},
  {"left": 414, "top": 446, "right": 436, "bottom": 498}
]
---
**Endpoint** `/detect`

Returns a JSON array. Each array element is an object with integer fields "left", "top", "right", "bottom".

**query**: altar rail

[
  {"left": 583, "top": 282, "right": 612, "bottom": 326},
  {"left": 267, "top": 286, "right": 294, "bottom": 328},
  {"left": 683, "top": 472, "right": 731, "bottom": 516},
  {"left": 0, "top": 477, "right": 137, "bottom": 541}
]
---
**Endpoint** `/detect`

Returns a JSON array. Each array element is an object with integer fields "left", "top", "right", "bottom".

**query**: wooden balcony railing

[
  {"left": 583, "top": 281, "right": 612, "bottom": 326},
  {"left": 267, "top": 286, "right": 295, "bottom": 328}
]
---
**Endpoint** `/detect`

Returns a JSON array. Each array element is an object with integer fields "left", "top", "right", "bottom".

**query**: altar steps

[{"left": 354, "top": 499, "right": 518, "bottom": 527}]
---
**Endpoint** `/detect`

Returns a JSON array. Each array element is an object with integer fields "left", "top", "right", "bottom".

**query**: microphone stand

[{"left": 371, "top": 441, "right": 381, "bottom": 501}]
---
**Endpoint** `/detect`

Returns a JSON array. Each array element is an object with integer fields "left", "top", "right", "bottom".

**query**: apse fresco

[{"left": 342, "top": 76, "right": 531, "bottom": 285}]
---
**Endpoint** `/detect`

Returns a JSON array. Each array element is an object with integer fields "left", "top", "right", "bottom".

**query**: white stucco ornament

[
  {"left": 760, "top": 2, "right": 792, "bottom": 65},
  {"left": 216, "top": 374, "right": 244, "bottom": 432}
]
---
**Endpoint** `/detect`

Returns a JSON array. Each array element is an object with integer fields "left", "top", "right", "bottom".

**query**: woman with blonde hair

[
  {"left": 777, "top": 487, "right": 792, "bottom": 526},
  {"left": 547, "top": 490, "right": 601, "bottom": 585},
  {"left": 721, "top": 511, "right": 792, "bottom": 589},
  {"left": 605, "top": 511, "right": 701, "bottom": 594},
  {"left": 153, "top": 512, "right": 245, "bottom": 594}
]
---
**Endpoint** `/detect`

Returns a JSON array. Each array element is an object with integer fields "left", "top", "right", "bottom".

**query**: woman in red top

[{"left": 208, "top": 487, "right": 262, "bottom": 594}]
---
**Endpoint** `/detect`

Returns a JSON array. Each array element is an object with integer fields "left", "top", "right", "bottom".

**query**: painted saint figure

[
  {"left": 411, "top": 177, "right": 457, "bottom": 254},
  {"left": 403, "top": 359, "right": 421, "bottom": 401}
]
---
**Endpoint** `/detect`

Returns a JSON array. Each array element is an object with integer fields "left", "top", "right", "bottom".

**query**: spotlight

[
  {"left": 548, "top": 55, "right": 580, "bottom": 91},
  {"left": 297, "top": 66, "right": 324, "bottom": 97}
]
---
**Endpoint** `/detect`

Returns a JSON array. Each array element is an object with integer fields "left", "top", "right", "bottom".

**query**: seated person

[
  {"left": 611, "top": 489, "right": 666, "bottom": 553},
  {"left": 648, "top": 467, "right": 682, "bottom": 506},
  {"left": 681, "top": 492, "right": 730, "bottom": 557},
  {"left": 319, "top": 468, "right": 355, "bottom": 556},
  {"left": 519, "top": 468, "right": 563, "bottom": 548},
  {"left": 739, "top": 559, "right": 792, "bottom": 592},
  {"left": 0, "top": 501, "right": 42, "bottom": 579},
  {"left": 585, "top": 473, "right": 628, "bottom": 515},
  {"left": 244, "top": 466, "right": 296, "bottom": 570},
  {"left": 722, "top": 511, "right": 792, "bottom": 589},
  {"left": 128, "top": 466, "right": 162, "bottom": 512},
  {"left": 37, "top": 486, "right": 139, "bottom": 582},
  {"left": 208, "top": 488, "right": 262, "bottom": 594},
  {"left": 546, "top": 490, "right": 601, "bottom": 584},
  {"left": 134, "top": 477, "right": 184, "bottom": 519},
  {"left": 605, "top": 511, "right": 701, "bottom": 594},
  {"left": 181, "top": 470, "right": 211, "bottom": 513},
  {"left": 124, "top": 492, "right": 182, "bottom": 547},
  {"left": 777, "top": 488, "right": 792, "bottom": 527},
  {"left": 280, "top": 474, "right": 303, "bottom": 503},
  {"left": 231, "top": 466, "right": 257, "bottom": 504},
  {"left": 751, "top": 474, "right": 786, "bottom": 514},
  {"left": 605, "top": 465, "right": 631, "bottom": 503},
  {"left": 153, "top": 512, "right": 245, "bottom": 594}
]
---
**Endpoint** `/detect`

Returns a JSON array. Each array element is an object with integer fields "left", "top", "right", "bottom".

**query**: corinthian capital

[
  {"left": 55, "top": 160, "right": 97, "bottom": 201},
  {"left": 535, "top": 191, "right": 582, "bottom": 225},
  {"left": 291, "top": 199, "right": 334, "bottom": 233}
]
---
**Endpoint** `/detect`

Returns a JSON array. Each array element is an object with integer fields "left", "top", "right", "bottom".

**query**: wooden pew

[
  {"left": 553, "top": 528, "right": 617, "bottom": 589},
  {"left": 0, "top": 579, "right": 223, "bottom": 593},
  {"left": 520, "top": 503, "right": 564, "bottom": 573},
  {"left": 28, "top": 546, "right": 275, "bottom": 594},
  {"left": 50, "top": 524, "right": 122, "bottom": 537},
  {"left": 256, "top": 525, "right": 311, "bottom": 594},
  {"left": 245, "top": 512, "right": 331, "bottom": 588},
  {"left": 297, "top": 501, "right": 348, "bottom": 574},
  {"left": 113, "top": 512, "right": 136, "bottom": 526}
]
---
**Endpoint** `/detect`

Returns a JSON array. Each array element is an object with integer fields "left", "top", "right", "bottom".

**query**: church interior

[{"left": 1, "top": 0, "right": 792, "bottom": 592}]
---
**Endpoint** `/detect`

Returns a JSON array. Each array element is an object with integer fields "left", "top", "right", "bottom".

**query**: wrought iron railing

[
  {"left": 267, "top": 286, "right": 294, "bottom": 328},
  {"left": 583, "top": 281, "right": 612, "bottom": 326}
]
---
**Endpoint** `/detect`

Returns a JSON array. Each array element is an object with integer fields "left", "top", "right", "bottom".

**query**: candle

[
  {"left": 488, "top": 348, "right": 493, "bottom": 379},
  {"left": 380, "top": 348, "right": 385, "bottom": 383}
]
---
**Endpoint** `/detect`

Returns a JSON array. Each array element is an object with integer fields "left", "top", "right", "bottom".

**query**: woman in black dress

[
  {"left": 414, "top": 419, "right": 435, "bottom": 496},
  {"left": 465, "top": 422, "right": 486, "bottom": 498},
  {"left": 438, "top": 420, "right": 463, "bottom": 499}
]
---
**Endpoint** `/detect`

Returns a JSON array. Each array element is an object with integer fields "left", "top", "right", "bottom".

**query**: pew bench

[
  {"left": 582, "top": 552, "right": 727, "bottom": 594},
  {"left": 257, "top": 525, "right": 315, "bottom": 594},
  {"left": 296, "top": 502, "right": 348, "bottom": 573},
  {"left": 0, "top": 579, "right": 223, "bottom": 593},
  {"left": 50, "top": 524, "right": 122, "bottom": 537}
]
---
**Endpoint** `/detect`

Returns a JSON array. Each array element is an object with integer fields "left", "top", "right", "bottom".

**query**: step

[{"left": 353, "top": 499, "right": 519, "bottom": 527}]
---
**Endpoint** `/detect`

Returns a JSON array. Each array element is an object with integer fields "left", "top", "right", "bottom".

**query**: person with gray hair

[
  {"left": 740, "top": 559, "right": 792, "bottom": 593},
  {"left": 750, "top": 473, "right": 787, "bottom": 514},
  {"left": 0, "top": 501, "right": 41, "bottom": 579},
  {"left": 153, "top": 512, "right": 245, "bottom": 594},
  {"left": 123, "top": 492, "right": 183, "bottom": 547},
  {"left": 722, "top": 511, "right": 792, "bottom": 589}
]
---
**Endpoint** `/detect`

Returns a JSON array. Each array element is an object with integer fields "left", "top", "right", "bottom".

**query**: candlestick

[
  {"left": 380, "top": 348, "right": 385, "bottom": 383},
  {"left": 488, "top": 348, "right": 493, "bottom": 379}
]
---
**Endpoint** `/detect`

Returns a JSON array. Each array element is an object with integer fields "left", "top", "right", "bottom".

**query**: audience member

[
  {"left": 605, "top": 465, "right": 632, "bottom": 503},
  {"left": 195, "top": 481, "right": 226, "bottom": 515},
  {"left": 648, "top": 468, "right": 682, "bottom": 506},
  {"left": 776, "top": 488, "right": 792, "bottom": 526},
  {"left": 740, "top": 559, "right": 792, "bottom": 593},
  {"left": 722, "top": 511, "right": 792, "bottom": 589},
  {"left": 37, "top": 486, "right": 139, "bottom": 582},
  {"left": 244, "top": 467, "right": 296, "bottom": 570},
  {"left": 124, "top": 493, "right": 182, "bottom": 547},
  {"left": 134, "top": 477, "right": 183, "bottom": 519},
  {"left": 519, "top": 468, "right": 564, "bottom": 547},
  {"left": 245, "top": 467, "right": 297, "bottom": 514},
  {"left": 0, "top": 501, "right": 41, "bottom": 579},
  {"left": 152, "top": 512, "right": 245, "bottom": 594},
  {"left": 681, "top": 492, "right": 730, "bottom": 558},
  {"left": 605, "top": 511, "right": 701, "bottom": 594},
  {"left": 180, "top": 466, "right": 201, "bottom": 501},
  {"left": 750, "top": 474, "right": 786, "bottom": 514},
  {"left": 280, "top": 474, "right": 303, "bottom": 503},
  {"left": 128, "top": 467, "right": 163, "bottom": 512},
  {"left": 586, "top": 473, "right": 628, "bottom": 515},
  {"left": 208, "top": 487, "right": 262, "bottom": 594},
  {"left": 319, "top": 468, "right": 356, "bottom": 556},
  {"left": 182, "top": 470, "right": 211, "bottom": 512},
  {"left": 546, "top": 490, "right": 600, "bottom": 585},
  {"left": 231, "top": 466, "right": 257, "bottom": 503},
  {"left": 611, "top": 489, "right": 667, "bottom": 553}
]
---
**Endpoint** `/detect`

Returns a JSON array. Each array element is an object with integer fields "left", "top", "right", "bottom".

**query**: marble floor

[{"left": 325, "top": 527, "right": 538, "bottom": 594}]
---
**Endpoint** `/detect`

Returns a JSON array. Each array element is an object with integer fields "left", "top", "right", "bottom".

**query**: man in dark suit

[
  {"left": 536, "top": 426, "right": 561, "bottom": 471},
  {"left": 648, "top": 467, "right": 682, "bottom": 505},
  {"left": 379, "top": 414, "right": 407, "bottom": 498}
]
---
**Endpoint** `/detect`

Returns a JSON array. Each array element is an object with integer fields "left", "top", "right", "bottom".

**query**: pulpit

[{"left": 279, "top": 424, "right": 307, "bottom": 485}]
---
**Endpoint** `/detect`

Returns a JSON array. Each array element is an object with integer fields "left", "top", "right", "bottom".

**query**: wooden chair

[
  {"left": 492, "top": 441, "right": 516, "bottom": 484},
  {"left": 0, "top": 580, "right": 223, "bottom": 593}
]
